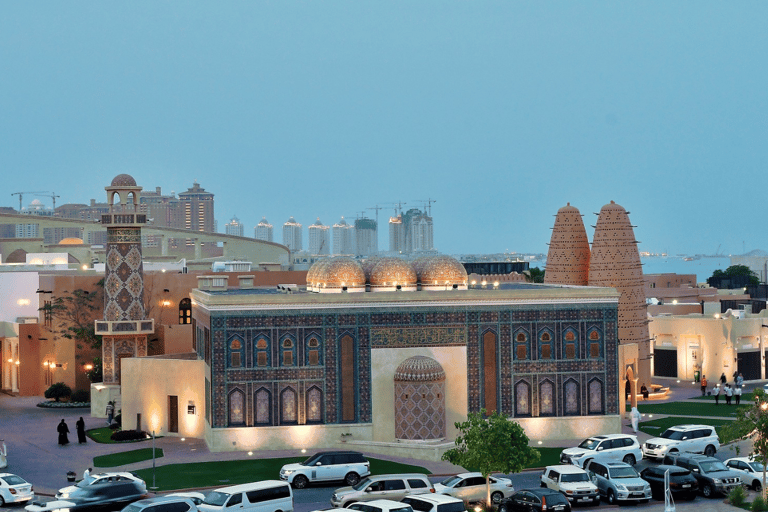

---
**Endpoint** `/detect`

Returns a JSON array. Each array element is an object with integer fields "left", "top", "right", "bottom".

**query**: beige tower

[
  {"left": 588, "top": 201, "right": 649, "bottom": 408},
  {"left": 544, "top": 203, "right": 591, "bottom": 286}
]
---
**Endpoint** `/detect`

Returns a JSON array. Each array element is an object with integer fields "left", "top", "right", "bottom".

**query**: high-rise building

[
  {"left": 308, "top": 218, "right": 330, "bottom": 255},
  {"left": 255, "top": 217, "right": 274, "bottom": 242},
  {"left": 355, "top": 217, "right": 378, "bottom": 256},
  {"left": 395, "top": 208, "right": 433, "bottom": 254},
  {"left": 178, "top": 181, "right": 215, "bottom": 233},
  {"left": 15, "top": 223, "right": 40, "bottom": 238},
  {"left": 333, "top": 217, "right": 355, "bottom": 255},
  {"left": 282, "top": 216, "right": 303, "bottom": 253},
  {"left": 139, "top": 187, "right": 183, "bottom": 229},
  {"left": 389, "top": 215, "right": 404, "bottom": 253},
  {"left": 225, "top": 216, "right": 244, "bottom": 237},
  {"left": 408, "top": 212, "right": 433, "bottom": 253}
]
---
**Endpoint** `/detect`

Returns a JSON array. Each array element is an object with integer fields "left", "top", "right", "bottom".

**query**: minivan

[{"left": 198, "top": 481, "right": 293, "bottom": 512}]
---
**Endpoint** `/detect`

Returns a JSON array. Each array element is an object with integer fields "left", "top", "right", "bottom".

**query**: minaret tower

[
  {"left": 95, "top": 174, "right": 154, "bottom": 386},
  {"left": 544, "top": 203, "right": 591, "bottom": 286}
]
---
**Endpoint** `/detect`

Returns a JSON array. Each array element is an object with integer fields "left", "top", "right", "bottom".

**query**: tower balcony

[
  {"left": 101, "top": 213, "right": 147, "bottom": 226},
  {"left": 95, "top": 318, "right": 154, "bottom": 336}
]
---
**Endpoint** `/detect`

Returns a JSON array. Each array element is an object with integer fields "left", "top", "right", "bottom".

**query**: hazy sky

[{"left": 1, "top": 2, "right": 766, "bottom": 256}]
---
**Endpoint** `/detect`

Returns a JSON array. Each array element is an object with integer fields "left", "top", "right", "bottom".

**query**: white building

[
  {"left": 254, "top": 217, "right": 273, "bottom": 243},
  {"left": 410, "top": 214, "right": 434, "bottom": 252},
  {"left": 333, "top": 217, "right": 355, "bottom": 255},
  {"left": 16, "top": 223, "right": 40, "bottom": 238},
  {"left": 224, "top": 216, "right": 244, "bottom": 237},
  {"left": 308, "top": 218, "right": 330, "bottom": 255},
  {"left": 389, "top": 215, "right": 404, "bottom": 253},
  {"left": 355, "top": 217, "right": 378, "bottom": 256},
  {"left": 282, "top": 216, "right": 303, "bottom": 253}
]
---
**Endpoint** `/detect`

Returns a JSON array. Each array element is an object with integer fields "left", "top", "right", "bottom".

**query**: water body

[{"left": 640, "top": 256, "right": 731, "bottom": 282}]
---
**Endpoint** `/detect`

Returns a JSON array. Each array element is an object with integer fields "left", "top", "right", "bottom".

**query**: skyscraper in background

[
  {"left": 255, "top": 217, "right": 273, "bottom": 242},
  {"left": 225, "top": 216, "right": 244, "bottom": 237},
  {"left": 282, "top": 216, "right": 303, "bottom": 252},
  {"left": 389, "top": 214, "right": 404, "bottom": 253},
  {"left": 333, "top": 216, "right": 355, "bottom": 255},
  {"left": 178, "top": 181, "right": 215, "bottom": 233},
  {"left": 390, "top": 208, "right": 433, "bottom": 254},
  {"left": 308, "top": 218, "right": 330, "bottom": 255},
  {"left": 408, "top": 211, "right": 433, "bottom": 252},
  {"left": 139, "top": 187, "right": 183, "bottom": 229},
  {"left": 355, "top": 217, "right": 377, "bottom": 256}
]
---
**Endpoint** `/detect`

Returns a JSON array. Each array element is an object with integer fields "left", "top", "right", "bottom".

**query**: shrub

[
  {"left": 113, "top": 413, "right": 122, "bottom": 427},
  {"left": 44, "top": 382, "right": 72, "bottom": 402},
  {"left": 71, "top": 389, "right": 90, "bottom": 403},
  {"left": 752, "top": 495, "right": 768, "bottom": 512},
  {"left": 729, "top": 485, "right": 746, "bottom": 507},
  {"left": 110, "top": 429, "right": 149, "bottom": 442}
]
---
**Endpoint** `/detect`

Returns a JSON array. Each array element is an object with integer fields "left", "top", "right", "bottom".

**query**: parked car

[
  {"left": 280, "top": 451, "right": 370, "bottom": 489},
  {"left": 167, "top": 493, "right": 206, "bottom": 506},
  {"left": 26, "top": 500, "right": 77, "bottom": 512},
  {"left": 199, "top": 481, "right": 293, "bottom": 512},
  {"left": 331, "top": 474, "right": 433, "bottom": 507},
  {"left": 539, "top": 465, "right": 599, "bottom": 506},
  {"left": 434, "top": 473, "right": 514, "bottom": 505},
  {"left": 585, "top": 461, "right": 651, "bottom": 504},
  {"left": 498, "top": 489, "right": 571, "bottom": 512},
  {"left": 57, "top": 472, "right": 147, "bottom": 499},
  {"left": 639, "top": 465, "right": 698, "bottom": 501},
  {"left": 560, "top": 434, "right": 642, "bottom": 468},
  {"left": 401, "top": 493, "right": 466, "bottom": 512},
  {"left": 121, "top": 495, "right": 198, "bottom": 512},
  {"left": 725, "top": 457, "right": 766, "bottom": 492},
  {"left": 35, "top": 478, "right": 146, "bottom": 511},
  {"left": 662, "top": 453, "right": 741, "bottom": 498},
  {"left": 346, "top": 500, "right": 413, "bottom": 512},
  {"left": 0, "top": 473, "right": 34, "bottom": 506},
  {"left": 642, "top": 425, "right": 719, "bottom": 461}
]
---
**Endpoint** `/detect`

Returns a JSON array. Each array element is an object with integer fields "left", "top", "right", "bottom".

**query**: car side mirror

[
  {"left": 596, "top": 447, "right": 603, "bottom": 451},
  {"left": 315, "top": 462, "right": 323, "bottom": 466},
  {"left": 365, "top": 487, "right": 373, "bottom": 493},
  {"left": 692, "top": 468, "right": 699, "bottom": 473}
]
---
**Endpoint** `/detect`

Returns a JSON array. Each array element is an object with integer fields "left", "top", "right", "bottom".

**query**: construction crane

[
  {"left": 11, "top": 191, "right": 56, "bottom": 213},
  {"left": 34, "top": 192, "right": 60, "bottom": 210},
  {"left": 366, "top": 205, "right": 385, "bottom": 228},
  {"left": 410, "top": 198, "right": 437, "bottom": 216}
]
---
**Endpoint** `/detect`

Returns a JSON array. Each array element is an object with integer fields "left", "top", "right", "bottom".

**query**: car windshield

[
  {"left": 750, "top": 462, "right": 766, "bottom": 472},
  {"left": 577, "top": 438, "right": 600, "bottom": 450},
  {"left": 353, "top": 478, "right": 373, "bottom": 491},
  {"left": 203, "top": 492, "right": 231, "bottom": 506},
  {"left": 75, "top": 476, "right": 96, "bottom": 488},
  {"left": 2, "top": 475, "right": 26, "bottom": 485},
  {"left": 660, "top": 429, "right": 686, "bottom": 440},
  {"left": 610, "top": 467, "right": 639, "bottom": 479},
  {"left": 561, "top": 473, "right": 589, "bottom": 483},
  {"left": 302, "top": 454, "right": 322, "bottom": 466},
  {"left": 440, "top": 476, "right": 462, "bottom": 487},
  {"left": 700, "top": 461, "right": 728, "bottom": 473}
]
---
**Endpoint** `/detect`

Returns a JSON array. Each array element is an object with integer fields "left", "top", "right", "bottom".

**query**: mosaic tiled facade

[{"left": 194, "top": 292, "right": 620, "bottom": 431}]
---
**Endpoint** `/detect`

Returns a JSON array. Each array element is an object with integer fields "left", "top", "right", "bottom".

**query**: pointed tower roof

[{"left": 544, "top": 203, "right": 590, "bottom": 286}]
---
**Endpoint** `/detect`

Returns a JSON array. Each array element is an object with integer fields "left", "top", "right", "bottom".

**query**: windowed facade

[
  {"left": 515, "top": 380, "right": 531, "bottom": 417},
  {"left": 281, "top": 387, "right": 297, "bottom": 424},
  {"left": 539, "top": 330, "right": 553, "bottom": 359},
  {"left": 306, "top": 386, "right": 323, "bottom": 423},
  {"left": 564, "top": 379, "right": 579, "bottom": 415},
  {"left": 306, "top": 334, "right": 322, "bottom": 366},
  {"left": 179, "top": 298, "right": 192, "bottom": 324},
  {"left": 229, "top": 389, "right": 245, "bottom": 425},
  {"left": 229, "top": 337, "right": 243, "bottom": 368},
  {"left": 254, "top": 336, "right": 270, "bottom": 367},
  {"left": 588, "top": 378, "right": 604, "bottom": 414},
  {"left": 539, "top": 379, "right": 555, "bottom": 416},
  {"left": 255, "top": 388, "right": 271, "bottom": 425},
  {"left": 514, "top": 331, "right": 529, "bottom": 360},
  {"left": 281, "top": 336, "right": 296, "bottom": 366}
]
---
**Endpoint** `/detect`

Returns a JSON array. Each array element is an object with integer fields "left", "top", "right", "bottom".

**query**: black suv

[
  {"left": 662, "top": 453, "right": 741, "bottom": 498},
  {"left": 639, "top": 465, "right": 698, "bottom": 500}
]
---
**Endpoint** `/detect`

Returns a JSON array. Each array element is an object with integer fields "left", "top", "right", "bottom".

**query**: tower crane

[
  {"left": 411, "top": 198, "right": 437, "bottom": 216},
  {"left": 34, "top": 192, "right": 60, "bottom": 210},
  {"left": 11, "top": 191, "right": 55, "bottom": 213}
]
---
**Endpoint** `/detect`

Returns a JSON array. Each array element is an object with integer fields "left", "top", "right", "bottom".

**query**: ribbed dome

[
  {"left": 418, "top": 255, "right": 467, "bottom": 288},
  {"left": 394, "top": 356, "right": 446, "bottom": 382},
  {"left": 111, "top": 174, "right": 137, "bottom": 187},
  {"left": 361, "top": 256, "right": 383, "bottom": 280},
  {"left": 412, "top": 256, "right": 433, "bottom": 275},
  {"left": 370, "top": 258, "right": 417, "bottom": 288},
  {"left": 306, "top": 258, "right": 329, "bottom": 286},
  {"left": 544, "top": 203, "right": 591, "bottom": 286},
  {"left": 317, "top": 257, "right": 365, "bottom": 289}
]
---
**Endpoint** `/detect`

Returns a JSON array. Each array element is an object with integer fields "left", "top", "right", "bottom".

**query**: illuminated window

[
  {"left": 281, "top": 337, "right": 295, "bottom": 366},
  {"left": 228, "top": 389, "right": 245, "bottom": 425},
  {"left": 254, "top": 336, "right": 270, "bottom": 367},
  {"left": 515, "top": 380, "right": 531, "bottom": 417},
  {"left": 229, "top": 338, "right": 243, "bottom": 368},
  {"left": 564, "top": 379, "right": 579, "bottom": 415},
  {"left": 255, "top": 388, "right": 271, "bottom": 425},
  {"left": 307, "top": 386, "right": 323, "bottom": 423},
  {"left": 539, "top": 331, "right": 553, "bottom": 360},
  {"left": 540, "top": 380, "right": 554, "bottom": 416},
  {"left": 514, "top": 332, "right": 529, "bottom": 360},
  {"left": 179, "top": 298, "right": 192, "bottom": 324},
  {"left": 281, "top": 387, "right": 297, "bottom": 424}
]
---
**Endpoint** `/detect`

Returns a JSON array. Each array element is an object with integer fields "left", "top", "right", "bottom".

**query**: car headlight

[
  {"left": 615, "top": 484, "right": 627, "bottom": 491},
  {"left": 282, "top": 470, "right": 293, "bottom": 475},
  {"left": 713, "top": 479, "right": 722, "bottom": 484},
  {"left": 60, "top": 493, "right": 70, "bottom": 499}
]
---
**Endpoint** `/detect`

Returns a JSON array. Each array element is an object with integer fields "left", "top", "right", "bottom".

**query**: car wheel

[
  {"left": 491, "top": 492, "right": 503, "bottom": 505},
  {"left": 623, "top": 454, "right": 636, "bottom": 466},
  {"left": 0, "top": 496, "right": 4, "bottom": 507},
  {"left": 704, "top": 445, "right": 716, "bottom": 457},
  {"left": 582, "top": 458, "right": 593, "bottom": 469},
  {"left": 755, "top": 480, "right": 763, "bottom": 493},
  {"left": 345, "top": 472, "right": 360, "bottom": 486},
  {"left": 498, "top": 504, "right": 507, "bottom": 512},
  {"left": 292, "top": 475, "right": 309, "bottom": 489},
  {"left": 607, "top": 489, "right": 616, "bottom": 504},
  {"left": 702, "top": 484, "right": 713, "bottom": 498},
  {"left": 593, "top": 496, "right": 601, "bottom": 506}
]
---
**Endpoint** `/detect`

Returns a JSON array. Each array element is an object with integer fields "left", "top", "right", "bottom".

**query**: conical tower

[
  {"left": 544, "top": 203, "right": 590, "bottom": 286},
  {"left": 588, "top": 201, "right": 650, "bottom": 388}
]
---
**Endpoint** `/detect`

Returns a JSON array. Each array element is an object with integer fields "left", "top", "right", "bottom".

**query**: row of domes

[{"left": 307, "top": 255, "right": 468, "bottom": 293}]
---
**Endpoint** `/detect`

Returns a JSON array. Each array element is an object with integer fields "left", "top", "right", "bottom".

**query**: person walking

[
  {"left": 57, "top": 419, "right": 70, "bottom": 446},
  {"left": 106, "top": 401, "right": 115, "bottom": 425},
  {"left": 720, "top": 372, "right": 727, "bottom": 385},
  {"left": 700, "top": 375, "right": 708, "bottom": 396},
  {"left": 630, "top": 407, "right": 641, "bottom": 433},
  {"left": 714, "top": 384, "right": 721, "bottom": 405},
  {"left": 725, "top": 384, "right": 733, "bottom": 405},
  {"left": 83, "top": 467, "right": 92, "bottom": 479},
  {"left": 737, "top": 373, "right": 744, "bottom": 388},
  {"left": 735, "top": 385, "right": 742, "bottom": 406},
  {"left": 0, "top": 440, "right": 7, "bottom": 469},
  {"left": 76, "top": 417, "right": 87, "bottom": 444}
]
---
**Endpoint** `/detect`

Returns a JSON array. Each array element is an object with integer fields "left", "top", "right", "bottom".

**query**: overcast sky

[{"left": 1, "top": 2, "right": 766, "bottom": 256}]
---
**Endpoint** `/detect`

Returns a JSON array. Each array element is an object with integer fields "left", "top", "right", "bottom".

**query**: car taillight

[
  {"left": 507, "top": 484, "right": 513, "bottom": 487},
  {"left": 541, "top": 495, "right": 547, "bottom": 511},
  {"left": 10, "top": 488, "right": 17, "bottom": 494},
  {"left": 430, "top": 488, "right": 435, "bottom": 493}
]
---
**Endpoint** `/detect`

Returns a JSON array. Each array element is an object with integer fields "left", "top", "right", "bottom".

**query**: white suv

[
  {"left": 642, "top": 425, "right": 719, "bottom": 461},
  {"left": 280, "top": 451, "right": 371, "bottom": 489},
  {"left": 560, "top": 434, "right": 642, "bottom": 468},
  {"left": 540, "top": 465, "right": 599, "bottom": 505}
]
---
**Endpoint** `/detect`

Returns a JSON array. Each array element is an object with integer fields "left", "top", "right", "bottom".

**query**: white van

[{"left": 198, "top": 481, "right": 293, "bottom": 512}]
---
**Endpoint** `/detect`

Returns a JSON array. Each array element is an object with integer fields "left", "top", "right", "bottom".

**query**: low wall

[
  {"left": 206, "top": 423, "right": 373, "bottom": 452},
  {"left": 516, "top": 415, "right": 622, "bottom": 442}
]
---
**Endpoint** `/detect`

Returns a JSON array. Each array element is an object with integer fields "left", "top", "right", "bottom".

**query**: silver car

[{"left": 586, "top": 460, "right": 651, "bottom": 504}]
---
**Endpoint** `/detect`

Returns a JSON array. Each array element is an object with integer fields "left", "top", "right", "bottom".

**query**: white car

[
  {"left": 0, "top": 473, "right": 34, "bottom": 506},
  {"left": 725, "top": 457, "right": 767, "bottom": 492},
  {"left": 540, "top": 465, "right": 599, "bottom": 505},
  {"left": 25, "top": 500, "right": 76, "bottom": 512},
  {"left": 280, "top": 451, "right": 370, "bottom": 489},
  {"left": 560, "top": 434, "right": 642, "bottom": 468},
  {"left": 57, "top": 472, "right": 146, "bottom": 499},
  {"left": 401, "top": 494, "right": 467, "bottom": 512},
  {"left": 167, "top": 492, "right": 206, "bottom": 505},
  {"left": 347, "top": 500, "right": 414, "bottom": 512},
  {"left": 433, "top": 473, "right": 514, "bottom": 505},
  {"left": 642, "top": 424, "right": 719, "bottom": 461}
]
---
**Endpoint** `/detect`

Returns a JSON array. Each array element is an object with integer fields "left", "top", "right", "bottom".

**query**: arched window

[
  {"left": 281, "top": 336, "right": 296, "bottom": 366},
  {"left": 179, "top": 298, "right": 192, "bottom": 324},
  {"left": 255, "top": 387, "right": 271, "bottom": 425},
  {"left": 228, "top": 389, "right": 245, "bottom": 426},
  {"left": 539, "top": 379, "right": 555, "bottom": 416},
  {"left": 306, "top": 335, "right": 322, "bottom": 366},
  {"left": 281, "top": 387, "right": 297, "bottom": 424},
  {"left": 515, "top": 380, "right": 531, "bottom": 417},
  {"left": 564, "top": 379, "right": 579, "bottom": 415},
  {"left": 254, "top": 336, "right": 270, "bottom": 367},
  {"left": 229, "top": 338, "right": 243, "bottom": 368},
  {"left": 588, "top": 329, "right": 602, "bottom": 358},
  {"left": 514, "top": 331, "right": 529, "bottom": 360},
  {"left": 588, "top": 378, "right": 604, "bottom": 414},
  {"left": 538, "top": 330, "right": 554, "bottom": 360},
  {"left": 306, "top": 386, "right": 323, "bottom": 423},
  {"left": 563, "top": 328, "right": 578, "bottom": 359}
]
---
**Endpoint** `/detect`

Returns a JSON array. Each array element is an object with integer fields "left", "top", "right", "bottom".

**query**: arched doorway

[{"left": 625, "top": 365, "right": 637, "bottom": 409}]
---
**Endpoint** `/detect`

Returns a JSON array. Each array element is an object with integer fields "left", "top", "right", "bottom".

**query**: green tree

[
  {"left": 723, "top": 388, "right": 768, "bottom": 498},
  {"left": 524, "top": 267, "right": 545, "bottom": 283},
  {"left": 40, "top": 282, "right": 103, "bottom": 350},
  {"left": 442, "top": 409, "right": 540, "bottom": 507},
  {"left": 44, "top": 382, "right": 72, "bottom": 402},
  {"left": 709, "top": 265, "right": 760, "bottom": 286},
  {"left": 85, "top": 357, "right": 103, "bottom": 383}
]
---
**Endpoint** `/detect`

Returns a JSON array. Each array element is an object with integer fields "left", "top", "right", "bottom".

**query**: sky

[{"left": 1, "top": 2, "right": 766, "bottom": 257}]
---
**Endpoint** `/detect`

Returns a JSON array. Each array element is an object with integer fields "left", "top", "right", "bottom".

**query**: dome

[
  {"left": 412, "top": 256, "right": 435, "bottom": 275},
  {"left": 394, "top": 356, "right": 446, "bottom": 382},
  {"left": 29, "top": 199, "right": 43, "bottom": 206},
  {"left": 306, "top": 258, "right": 330, "bottom": 287},
  {"left": 59, "top": 237, "right": 84, "bottom": 245},
  {"left": 361, "top": 256, "right": 383, "bottom": 280},
  {"left": 370, "top": 258, "right": 417, "bottom": 289},
  {"left": 316, "top": 257, "right": 365, "bottom": 291},
  {"left": 418, "top": 255, "right": 468, "bottom": 289},
  {"left": 111, "top": 174, "right": 137, "bottom": 187}
]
